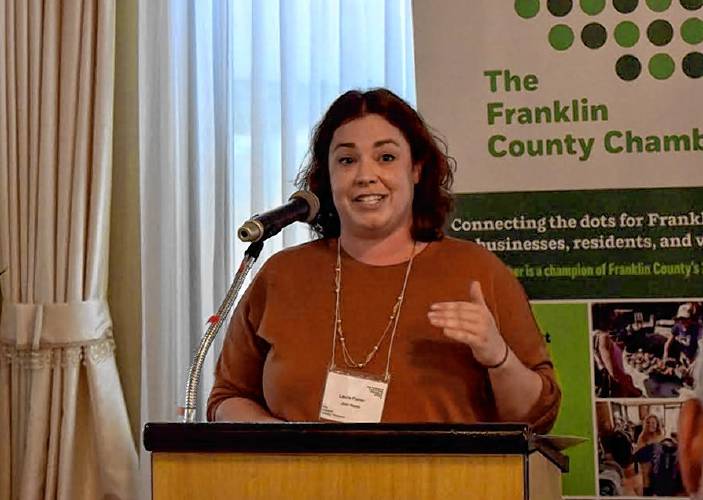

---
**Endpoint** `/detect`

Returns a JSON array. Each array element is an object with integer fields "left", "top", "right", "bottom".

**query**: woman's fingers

[
  {"left": 441, "top": 328, "right": 482, "bottom": 345},
  {"left": 468, "top": 280, "right": 487, "bottom": 305},
  {"left": 428, "top": 306, "right": 493, "bottom": 334},
  {"left": 428, "top": 311, "right": 480, "bottom": 329},
  {"left": 427, "top": 300, "right": 506, "bottom": 366}
]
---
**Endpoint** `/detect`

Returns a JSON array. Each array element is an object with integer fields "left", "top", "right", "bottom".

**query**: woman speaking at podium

[{"left": 207, "top": 88, "right": 561, "bottom": 433}]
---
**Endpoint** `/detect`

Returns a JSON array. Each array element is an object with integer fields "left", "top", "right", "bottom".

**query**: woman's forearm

[
  {"left": 488, "top": 349, "right": 544, "bottom": 421},
  {"left": 598, "top": 340, "right": 616, "bottom": 375},
  {"left": 214, "top": 397, "right": 284, "bottom": 422}
]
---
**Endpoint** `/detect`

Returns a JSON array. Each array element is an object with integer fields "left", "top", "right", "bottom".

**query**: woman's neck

[{"left": 339, "top": 230, "right": 427, "bottom": 266}]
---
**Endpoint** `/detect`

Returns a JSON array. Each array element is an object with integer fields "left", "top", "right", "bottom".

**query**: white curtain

[
  {"left": 139, "top": 0, "right": 415, "bottom": 492},
  {"left": 138, "top": 0, "right": 415, "bottom": 426},
  {"left": 0, "top": 1, "right": 137, "bottom": 499}
]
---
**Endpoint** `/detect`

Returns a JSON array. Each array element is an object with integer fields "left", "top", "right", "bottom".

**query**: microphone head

[
  {"left": 289, "top": 190, "right": 320, "bottom": 223},
  {"left": 237, "top": 220, "right": 264, "bottom": 242},
  {"left": 236, "top": 191, "right": 321, "bottom": 243}
]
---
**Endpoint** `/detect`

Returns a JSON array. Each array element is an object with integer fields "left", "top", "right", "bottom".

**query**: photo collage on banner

[
  {"left": 412, "top": 0, "right": 703, "bottom": 498},
  {"left": 593, "top": 301, "right": 700, "bottom": 497}
]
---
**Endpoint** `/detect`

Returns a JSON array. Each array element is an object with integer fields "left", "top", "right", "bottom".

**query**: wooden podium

[{"left": 143, "top": 422, "right": 568, "bottom": 500}]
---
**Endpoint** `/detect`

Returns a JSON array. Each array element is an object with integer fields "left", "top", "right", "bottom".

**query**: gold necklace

[{"left": 332, "top": 239, "right": 416, "bottom": 370}]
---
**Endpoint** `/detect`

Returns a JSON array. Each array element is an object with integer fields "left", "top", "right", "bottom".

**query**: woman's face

[
  {"left": 646, "top": 416, "right": 658, "bottom": 432},
  {"left": 328, "top": 113, "right": 420, "bottom": 241}
]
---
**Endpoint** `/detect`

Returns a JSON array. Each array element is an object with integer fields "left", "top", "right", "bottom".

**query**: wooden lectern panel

[
  {"left": 144, "top": 423, "right": 568, "bottom": 500},
  {"left": 152, "top": 452, "right": 527, "bottom": 500}
]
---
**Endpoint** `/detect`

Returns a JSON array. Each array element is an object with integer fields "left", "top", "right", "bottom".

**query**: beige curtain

[{"left": 0, "top": 1, "right": 137, "bottom": 499}]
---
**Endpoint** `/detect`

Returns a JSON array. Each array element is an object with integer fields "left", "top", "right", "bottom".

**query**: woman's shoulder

[
  {"left": 263, "top": 238, "right": 334, "bottom": 270},
  {"left": 431, "top": 235, "right": 509, "bottom": 268},
  {"left": 247, "top": 238, "right": 334, "bottom": 289},
  {"left": 426, "top": 236, "right": 525, "bottom": 297}
]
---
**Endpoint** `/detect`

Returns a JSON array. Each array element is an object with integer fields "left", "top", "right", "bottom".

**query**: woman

[
  {"left": 593, "top": 329, "right": 643, "bottom": 398},
  {"left": 633, "top": 414, "right": 664, "bottom": 496},
  {"left": 635, "top": 414, "right": 664, "bottom": 450},
  {"left": 207, "top": 88, "right": 561, "bottom": 432}
]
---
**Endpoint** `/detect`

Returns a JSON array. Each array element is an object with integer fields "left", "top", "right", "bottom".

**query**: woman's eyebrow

[
  {"left": 373, "top": 139, "right": 400, "bottom": 148},
  {"left": 331, "top": 138, "right": 400, "bottom": 152},
  {"left": 331, "top": 142, "right": 355, "bottom": 152}
]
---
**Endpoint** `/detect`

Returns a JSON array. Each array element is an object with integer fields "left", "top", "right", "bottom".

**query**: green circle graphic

[
  {"left": 615, "top": 21, "right": 641, "bottom": 46},
  {"left": 649, "top": 53, "right": 676, "bottom": 78},
  {"left": 582, "top": 23, "right": 608, "bottom": 48},
  {"left": 550, "top": 24, "right": 576, "bottom": 49},
  {"left": 683, "top": 51, "right": 703, "bottom": 77},
  {"left": 581, "top": 0, "right": 607, "bottom": 14},
  {"left": 648, "top": 19, "right": 674, "bottom": 45},
  {"left": 646, "top": 0, "right": 672, "bottom": 11},
  {"left": 614, "top": 0, "right": 639, "bottom": 13},
  {"left": 616, "top": 54, "right": 642, "bottom": 80},
  {"left": 548, "top": 0, "right": 574, "bottom": 16},
  {"left": 515, "top": 0, "right": 540, "bottom": 18},
  {"left": 680, "top": 0, "right": 703, "bottom": 10},
  {"left": 681, "top": 17, "right": 703, "bottom": 44}
]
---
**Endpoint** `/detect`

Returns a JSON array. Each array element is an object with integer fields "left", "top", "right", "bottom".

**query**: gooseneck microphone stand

[
  {"left": 180, "top": 190, "right": 319, "bottom": 422},
  {"left": 181, "top": 240, "right": 264, "bottom": 423}
]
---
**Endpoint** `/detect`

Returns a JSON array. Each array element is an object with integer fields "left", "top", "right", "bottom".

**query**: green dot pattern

[
  {"left": 646, "top": 0, "right": 673, "bottom": 11},
  {"left": 548, "top": 0, "right": 574, "bottom": 16},
  {"left": 648, "top": 19, "right": 674, "bottom": 45},
  {"left": 582, "top": 23, "right": 608, "bottom": 48},
  {"left": 580, "top": 0, "right": 607, "bottom": 14},
  {"left": 615, "top": 21, "right": 641, "bottom": 47},
  {"left": 515, "top": 0, "right": 540, "bottom": 18},
  {"left": 616, "top": 54, "right": 642, "bottom": 80},
  {"left": 683, "top": 51, "right": 703, "bottom": 76},
  {"left": 614, "top": 0, "right": 639, "bottom": 13},
  {"left": 681, "top": 0, "right": 703, "bottom": 10},
  {"left": 649, "top": 53, "right": 676, "bottom": 78},
  {"left": 681, "top": 18, "right": 703, "bottom": 44},
  {"left": 550, "top": 24, "right": 576, "bottom": 50}
]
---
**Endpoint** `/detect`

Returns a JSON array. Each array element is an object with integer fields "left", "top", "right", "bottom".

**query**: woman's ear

[{"left": 412, "top": 163, "right": 422, "bottom": 184}]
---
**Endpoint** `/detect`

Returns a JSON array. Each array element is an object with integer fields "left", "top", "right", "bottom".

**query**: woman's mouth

[{"left": 353, "top": 194, "right": 387, "bottom": 206}]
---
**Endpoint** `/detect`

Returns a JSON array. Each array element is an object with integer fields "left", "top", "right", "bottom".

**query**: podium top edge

[{"left": 142, "top": 422, "right": 569, "bottom": 472}]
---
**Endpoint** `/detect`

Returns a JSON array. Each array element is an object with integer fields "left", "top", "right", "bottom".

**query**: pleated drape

[{"left": 0, "top": 1, "right": 138, "bottom": 499}]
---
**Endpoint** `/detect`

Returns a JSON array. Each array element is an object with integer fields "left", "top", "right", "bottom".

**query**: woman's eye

[
  {"left": 380, "top": 153, "right": 395, "bottom": 162},
  {"left": 338, "top": 156, "right": 354, "bottom": 165}
]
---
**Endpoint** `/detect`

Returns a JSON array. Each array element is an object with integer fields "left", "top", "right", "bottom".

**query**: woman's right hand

[{"left": 679, "top": 398, "right": 703, "bottom": 494}]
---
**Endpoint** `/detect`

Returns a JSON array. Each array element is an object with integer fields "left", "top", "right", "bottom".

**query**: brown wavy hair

[{"left": 295, "top": 88, "right": 455, "bottom": 242}]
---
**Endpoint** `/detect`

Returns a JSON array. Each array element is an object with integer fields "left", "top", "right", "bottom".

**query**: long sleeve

[{"left": 489, "top": 259, "right": 562, "bottom": 433}]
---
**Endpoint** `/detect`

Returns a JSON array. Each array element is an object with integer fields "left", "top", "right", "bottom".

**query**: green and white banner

[{"left": 414, "top": 0, "right": 702, "bottom": 497}]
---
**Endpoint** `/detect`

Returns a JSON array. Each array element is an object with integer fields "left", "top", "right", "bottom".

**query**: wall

[{"left": 110, "top": 0, "right": 141, "bottom": 445}]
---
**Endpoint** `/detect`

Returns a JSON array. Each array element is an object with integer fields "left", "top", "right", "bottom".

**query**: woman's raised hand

[{"left": 428, "top": 281, "right": 508, "bottom": 368}]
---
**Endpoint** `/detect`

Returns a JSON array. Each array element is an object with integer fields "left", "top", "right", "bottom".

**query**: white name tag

[{"left": 319, "top": 370, "right": 389, "bottom": 423}]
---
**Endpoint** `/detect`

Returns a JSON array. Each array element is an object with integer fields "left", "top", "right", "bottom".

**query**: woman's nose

[{"left": 353, "top": 157, "right": 378, "bottom": 185}]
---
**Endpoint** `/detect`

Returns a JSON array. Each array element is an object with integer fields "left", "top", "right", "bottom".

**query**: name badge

[{"left": 319, "top": 369, "right": 389, "bottom": 423}]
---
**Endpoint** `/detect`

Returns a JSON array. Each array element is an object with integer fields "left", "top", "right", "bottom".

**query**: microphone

[{"left": 237, "top": 191, "right": 320, "bottom": 242}]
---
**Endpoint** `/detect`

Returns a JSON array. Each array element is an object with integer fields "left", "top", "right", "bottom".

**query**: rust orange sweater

[{"left": 207, "top": 237, "right": 561, "bottom": 433}]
